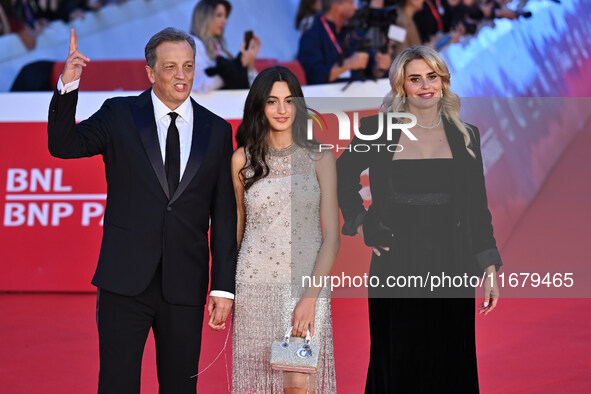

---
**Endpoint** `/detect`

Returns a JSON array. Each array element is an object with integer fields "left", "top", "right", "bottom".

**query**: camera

[
  {"left": 346, "top": 4, "right": 398, "bottom": 33},
  {"left": 345, "top": 1, "right": 398, "bottom": 52}
]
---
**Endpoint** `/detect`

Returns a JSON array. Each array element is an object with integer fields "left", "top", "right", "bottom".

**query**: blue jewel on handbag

[{"left": 270, "top": 326, "right": 320, "bottom": 374}]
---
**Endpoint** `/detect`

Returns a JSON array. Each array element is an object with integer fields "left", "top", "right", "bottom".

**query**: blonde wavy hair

[
  {"left": 190, "top": 0, "right": 233, "bottom": 60},
  {"left": 381, "top": 46, "right": 475, "bottom": 158}
]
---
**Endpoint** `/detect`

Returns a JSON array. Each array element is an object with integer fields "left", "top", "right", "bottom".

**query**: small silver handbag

[{"left": 270, "top": 326, "right": 320, "bottom": 374}]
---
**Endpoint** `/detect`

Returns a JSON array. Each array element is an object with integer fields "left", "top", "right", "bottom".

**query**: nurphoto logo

[{"left": 306, "top": 110, "right": 418, "bottom": 152}]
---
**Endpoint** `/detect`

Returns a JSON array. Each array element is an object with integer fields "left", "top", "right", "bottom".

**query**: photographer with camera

[
  {"left": 297, "top": 0, "right": 391, "bottom": 85},
  {"left": 365, "top": 0, "right": 452, "bottom": 58}
]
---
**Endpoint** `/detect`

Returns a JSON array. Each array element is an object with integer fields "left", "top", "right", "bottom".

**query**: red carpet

[{"left": 1, "top": 129, "right": 590, "bottom": 393}]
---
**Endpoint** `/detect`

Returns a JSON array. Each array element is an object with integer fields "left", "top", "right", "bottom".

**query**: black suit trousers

[{"left": 96, "top": 267, "right": 204, "bottom": 394}]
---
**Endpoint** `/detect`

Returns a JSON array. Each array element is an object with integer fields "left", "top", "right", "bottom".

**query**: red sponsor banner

[
  {"left": 1, "top": 122, "right": 105, "bottom": 291},
  {"left": 0, "top": 120, "right": 245, "bottom": 292}
]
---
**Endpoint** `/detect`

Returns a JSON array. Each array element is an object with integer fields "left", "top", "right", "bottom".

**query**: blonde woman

[
  {"left": 337, "top": 46, "right": 501, "bottom": 393},
  {"left": 190, "top": 0, "right": 261, "bottom": 93}
]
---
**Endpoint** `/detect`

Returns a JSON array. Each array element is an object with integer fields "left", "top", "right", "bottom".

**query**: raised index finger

[{"left": 69, "top": 29, "right": 78, "bottom": 55}]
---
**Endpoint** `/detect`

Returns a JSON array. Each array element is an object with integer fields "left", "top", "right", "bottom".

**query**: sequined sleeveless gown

[{"left": 232, "top": 145, "right": 337, "bottom": 393}]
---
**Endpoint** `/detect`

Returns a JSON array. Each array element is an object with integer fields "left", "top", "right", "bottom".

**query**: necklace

[
  {"left": 416, "top": 116, "right": 442, "bottom": 129},
  {"left": 268, "top": 143, "right": 296, "bottom": 157}
]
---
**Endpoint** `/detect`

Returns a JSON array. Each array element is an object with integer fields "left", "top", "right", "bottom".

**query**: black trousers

[{"left": 96, "top": 267, "right": 204, "bottom": 394}]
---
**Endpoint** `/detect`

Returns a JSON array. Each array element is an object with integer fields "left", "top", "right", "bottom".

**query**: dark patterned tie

[{"left": 165, "top": 112, "right": 180, "bottom": 198}]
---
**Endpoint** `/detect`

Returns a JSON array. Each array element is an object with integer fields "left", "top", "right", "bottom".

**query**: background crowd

[
  {"left": 0, "top": 0, "right": 134, "bottom": 49},
  {"left": 2, "top": 0, "right": 536, "bottom": 90},
  {"left": 296, "top": 0, "right": 528, "bottom": 84}
]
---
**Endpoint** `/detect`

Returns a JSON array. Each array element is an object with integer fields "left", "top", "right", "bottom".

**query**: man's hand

[
  {"left": 344, "top": 52, "right": 369, "bottom": 71},
  {"left": 207, "top": 296, "right": 233, "bottom": 331},
  {"left": 61, "top": 28, "right": 90, "bottom": 85}
]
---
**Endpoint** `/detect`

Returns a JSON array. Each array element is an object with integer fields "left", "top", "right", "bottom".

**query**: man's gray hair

[{"left": 145, "top": 27, "right": 196, "bottom": 69}]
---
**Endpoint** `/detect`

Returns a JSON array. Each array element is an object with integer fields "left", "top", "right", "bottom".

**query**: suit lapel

[
  {"left": 168, "top": 99, "right": 211, "bottom": 205},
  {"left": 444, "top": 117, "right": 469, "bottom": 218},
  {"left": 133, "top": 89, "right": 170, "bottom": 199}
]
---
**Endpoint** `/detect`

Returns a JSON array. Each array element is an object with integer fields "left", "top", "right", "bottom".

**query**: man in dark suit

[{"left": 47, "top": 27, "right": 236, "bottom": 393}]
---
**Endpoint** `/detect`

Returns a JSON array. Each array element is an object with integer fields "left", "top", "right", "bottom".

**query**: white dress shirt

[
  {"left": 151, "top": 89, "right": 193, "bottom": 181},
  {"left": 57, "top": 76, "right": 234, "bottom": 300}
]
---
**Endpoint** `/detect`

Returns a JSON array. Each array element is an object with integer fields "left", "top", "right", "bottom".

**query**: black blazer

[
  {"left": 337, "top": 115, "right": 502, "bottom": 275},
  {"left": 48, "top": 88, "right": 237, "bottom": 305}
]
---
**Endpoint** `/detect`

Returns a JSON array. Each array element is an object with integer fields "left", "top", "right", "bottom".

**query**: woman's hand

[
  {"left": 357, "top": 224, "right": 390, "bottom": 256},
  {"left": 479, "top": 265, "right": 499, "bottom": 315},
  {"left": 240, "top": 34, "right": 261, "bottom": 70},
  {"left": 292, "top": 298, "right": 316, "bottom": 337}
]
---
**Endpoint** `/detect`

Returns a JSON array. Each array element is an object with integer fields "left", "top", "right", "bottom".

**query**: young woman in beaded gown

[{"left": 230, "top": 66, "right": 340, "bottom": 393}]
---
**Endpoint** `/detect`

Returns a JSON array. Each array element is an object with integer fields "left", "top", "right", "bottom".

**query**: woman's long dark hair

[{"left": 236, "top": 66, "right": 317, "bottom": 190}]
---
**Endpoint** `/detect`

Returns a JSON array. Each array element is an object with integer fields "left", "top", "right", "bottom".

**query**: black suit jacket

[
  {"left": 48, "top": 88, "right": 237, "bottom": 305},
  {"left": 337, "top": 115, "right": 502, "bottom": 275}
]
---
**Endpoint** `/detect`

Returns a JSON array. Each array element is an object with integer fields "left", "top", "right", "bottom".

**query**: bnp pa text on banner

[{"left": 3, "top": 168, "right": 106, "bottom": 227}]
